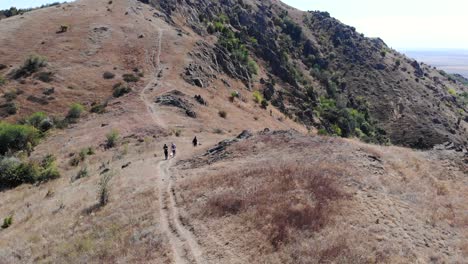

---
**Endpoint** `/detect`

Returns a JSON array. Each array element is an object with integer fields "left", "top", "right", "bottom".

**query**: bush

[
  {"left": 24, "top": 112, "right": 48, "bottom": 128},
  {"left": 112, "top": 83, "right": 131, "bottom": 97},
  {"left": 1, "top": 216, "right": 12, "bottom": 229},
  {"left": 0, "top": 122, "right": 40, "bottom": 155},
  {"left": 98, "top": 172, "right": 113, "bottom": 206},
  {"left": 0, "top": 155, "right": 59, "bottom": 188},
  {"left": 122, "top": 73, "right": 139, "bottom": 83},
  {"left": 67, "top": 103, "right": 84, "bottom": 119},
  {"left": 218, "top": 110, "right": 227, "bottom": 119},
  {"left": 106, "top": 129, "right": 119, "bottom": 148},
  {"left": 253, "top": 91, "right": 263, "bottom": 103},
  {"left": 12, "top": 55, "right": 47, "bottom": 79},
  {"left": 0, "top": 76, "right": 6, "bottom": 86},
  {"left": 448, "top": 88, "right": 457, "bottom": 96},
  {"left": 102, "top": 71, "right": 115, "bottom": 79}
]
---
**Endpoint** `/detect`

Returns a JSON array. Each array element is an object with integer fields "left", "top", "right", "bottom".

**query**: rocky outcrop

[{"left": 155, "top": 90, "right": 197, "bottom": 118}]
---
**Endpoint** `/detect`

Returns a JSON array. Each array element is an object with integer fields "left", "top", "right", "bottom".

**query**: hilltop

[{"left": 0, "top": 0, "right": 467, "bottom": 263}]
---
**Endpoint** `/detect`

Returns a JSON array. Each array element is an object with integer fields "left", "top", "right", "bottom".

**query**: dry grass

[{"left": 180, "top": 160, "right": 353, "bottom": 261}]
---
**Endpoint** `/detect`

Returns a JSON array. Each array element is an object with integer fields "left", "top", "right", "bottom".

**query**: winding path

[{"left": 140, "top": 28, "right": 205, "bottom": 264}]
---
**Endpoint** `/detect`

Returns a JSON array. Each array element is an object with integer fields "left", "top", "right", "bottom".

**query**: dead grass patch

[{"left": 200, "top": 162, "right": 349, "bottom": 248}]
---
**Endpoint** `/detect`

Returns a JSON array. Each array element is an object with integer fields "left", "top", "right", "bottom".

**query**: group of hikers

[{"left": 162, "top": 136, "right": 198, "bottom": 160}]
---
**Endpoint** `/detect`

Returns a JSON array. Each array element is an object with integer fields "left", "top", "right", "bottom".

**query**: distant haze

[
  {"left": 282, "top": 0, "right": 468, "bottom": 51},
  {"left": 404, "top": 50, "right": 468, "bottom": 78}
]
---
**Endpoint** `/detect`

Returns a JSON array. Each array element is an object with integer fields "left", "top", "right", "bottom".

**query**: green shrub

[
  {"left": 1, "top": 216, "right": 12, "bottom": 229},
  {"left": 247, "top": 59, "right": 259, "bottom": 75},
  {"left": 67, "top": 103, "right": 84, "bottom": 119},
  {"left": 25, "top": 112, "right": 48, "bottom": 128},
  {"left": 122, "top": 73, "right": 139, "bottom": 83},
  {"left": 0, "top": 155, "right": 59, "bottom": 188},
  {"left": 0, "top": 122, "right": 40, "bottom": 155},
  {"left": 12, "top": 55, "right": 47, "bottom": 79},
  {"left": 0, "top": 76, "right": 6, "bottom": 86},
  {"left": 448, "top": 88, "right": 456, "bottom": 96},
  {"left": 113, "top": 83, "right": 131, "bottom": 97},
  {"left": 106, "top": 129, "right": 119, "bottom": 148},
  {"left": 253, "top": 91, "right": 263, "bottom": 103},
  {"left": 218, "top": 110, "right": 227, "bottom": 119}
]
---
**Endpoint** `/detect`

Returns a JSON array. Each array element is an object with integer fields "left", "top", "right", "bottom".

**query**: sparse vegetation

[
  {"left": 75, "top": 166, "right": 89, "bottom": 181},
  {"left": 12, "top": 54, "right": 47, "bottom": 79},
  {"left": 0, "top": 75, "right": 6, "bottom": 86},
  {"left": 106, "top": 129, "right": 119, "bottom": 148}
]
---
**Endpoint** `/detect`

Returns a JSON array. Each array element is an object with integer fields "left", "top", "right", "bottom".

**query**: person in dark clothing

[
  {"left": 192, "top": 136, "right": 198, "bottom": 147},
  {"left": 163, "top": 144, "right": 168, "bottom": 160}
]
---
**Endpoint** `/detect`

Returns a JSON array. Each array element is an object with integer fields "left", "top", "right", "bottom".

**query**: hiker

[
  {"left": 163, "top": 144, "right": 169, "bottom": 160},
  {"left": 193, "top": 136, "right": 198, "bottom": 147},
  {"left": 171, "top": 143, "right": 176, "bottom": 157}
]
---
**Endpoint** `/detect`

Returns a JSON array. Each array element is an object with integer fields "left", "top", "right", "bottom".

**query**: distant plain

[{"left": 404, "top": 49, "right": 468, "bottom": 78}]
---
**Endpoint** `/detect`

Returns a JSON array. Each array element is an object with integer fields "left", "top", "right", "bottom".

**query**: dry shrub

[{"left": 203, "top": 162, "right": 348, "bottom": 248}]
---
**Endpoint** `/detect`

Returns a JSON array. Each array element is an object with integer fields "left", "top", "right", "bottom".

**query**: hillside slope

[
  {"left": 142, "top": 0, "right": 468, "bottom": 149},
  {"left": 0, "top": 0, "right": 467, "bottom": 263}
]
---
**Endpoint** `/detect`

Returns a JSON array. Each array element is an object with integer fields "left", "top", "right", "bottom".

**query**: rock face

[
  {"left": 155, "top": 90, "right": 197, "bottom": 118},
  {"left": 142, "top": 0, "right": 468, "bottom": 150}
]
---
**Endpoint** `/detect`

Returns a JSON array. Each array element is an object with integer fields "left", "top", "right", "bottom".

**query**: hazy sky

[
  {"left": 1, "top": 0, "right": 466, "bottom": 50},
  {"left": 0, "top": 0, "right": 65, "bottom": 9},
  {"left": 282, "top": 0, "right": 468, "bottom": 50}
]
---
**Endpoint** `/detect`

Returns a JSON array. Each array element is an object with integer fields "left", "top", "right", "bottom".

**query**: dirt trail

[{"left": 140, "top": 28, "right": 206, "bottom": 264}]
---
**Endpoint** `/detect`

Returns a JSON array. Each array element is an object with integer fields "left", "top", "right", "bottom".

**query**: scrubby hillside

[
  {"left": 143, "top": 0, "right": 467, "bottom": 149},
  {"left": 0, "top": 0, "right": 467, "bottom": 263}
]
